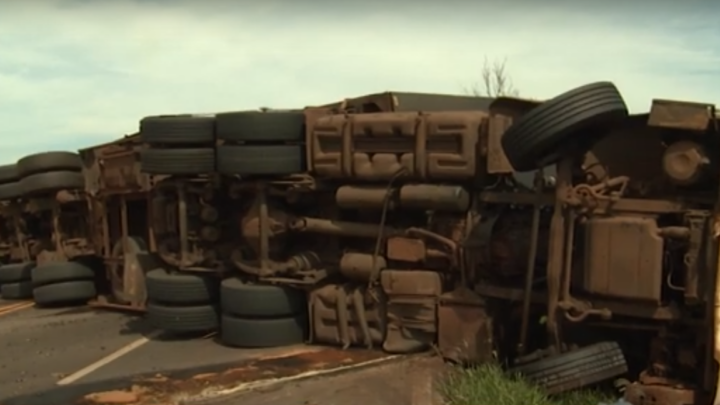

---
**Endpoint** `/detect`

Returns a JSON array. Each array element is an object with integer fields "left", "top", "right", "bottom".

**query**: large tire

[
  {"left": 221, "top": 278, "right": 305, "bottom": 317},
  {"left": 31, "top": 261, "right": 95, "bottom": 287},
  {"left": 501, "top": 82, "right": 628, "bottom": 172},
  {"left": 220, "top": 313, "right": 307, "bottom": 348},
  {"left": 139, "top": 116, "right": 215, "bottom": 145},
  {"left": 0, "top": 164, "right": 20, "bottom": 184},
  {"left": 19, "top": 171, "right": 85, "bottom": 196},
  {"left": 216, "top": 145, "right": 305, "bottom": 176},
  {"left": 140, "top": 148, "right": 215, "bottom": 175},
  {"left": 17, "top": 151, "right": 83, "bottom": 177},
  {"left": 33, "top": 280, "right": 97, "bottom": 306},
  {"left": 1, "top": 280, "right": 34, "bottom": 299},
  {"left": 0, "top": 262, "right": 34, "bottom": 283},
  {"left": 146, "top": 268, "right": 219, "bottom": 305},
  {"left": 147, "top": 302, "right": 219, "bottom": 333},
  {"left": 0, "top": 182, "right": 22, "bottom": 201},
  {"left": 215, "top": 111, "right": 305, "bottom": 142},
  {"left": 510, "top": 341, "right": 628, "bottom": 394}
]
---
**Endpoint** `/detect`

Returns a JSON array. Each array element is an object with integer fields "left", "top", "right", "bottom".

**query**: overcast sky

[{"left": 0, "top": 0, "right": 718, "bottom": 163}]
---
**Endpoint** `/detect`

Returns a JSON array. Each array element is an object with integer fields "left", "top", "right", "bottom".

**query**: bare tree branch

[{"left": 466, "top": 56, "right": 519, "bottom": 98}]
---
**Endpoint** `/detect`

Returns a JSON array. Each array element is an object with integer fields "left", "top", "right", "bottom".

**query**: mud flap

[
  {"left": 120, "top": 251, "right": 156, "bottom": 307},
  {"left": 437, "top": 288, "right": 495, "bottom": 364},
  {"left": 381, "top": 270, "right": 441, "bottom": 354}
]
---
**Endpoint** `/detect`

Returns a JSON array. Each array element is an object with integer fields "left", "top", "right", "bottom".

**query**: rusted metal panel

[
  {"left": 80, "top": 133, "right": 148, "bottom": 196},
  {"left": 317, "top": 91, "right": 494, "bottom": 113},
  {"left": 647, "top": 99, "right": 715, "bottom": 131},
  {"left": 310, "top": 111, "right": 486, "bottom": 181},
  {"left": 386, "top": 236, "right": 426, "bottom": 263},
  {"left": 380, "top": 270, "right": 442, "bottom": 296},
  {"left": 438, "top": 289, "right": 495, "bottom": 364},
  {"left": 303, "top": 107, "right": 334, "bottom": 174},
  {"left": 489, "top": 96, "right": 543, "bottom": 119},
  {"left": 380, "top": 270, "right": 441, "bottom": 354},
  {"left": 582, "top": 216, "right": 663, "bottom": 302},
  {"left": 623, "top": 381, "right": 697, "bottom": 405},
  {"left": 487, "top": 114, "right": 514, "bottom": 173}
]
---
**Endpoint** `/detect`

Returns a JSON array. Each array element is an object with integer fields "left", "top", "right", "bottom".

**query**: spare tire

[
  {"left": 17, "top": 151, "right": 83, "bottom": 177},
  {"left": 510, "top": 341, "right": 628, "bottom": 394},
  {"left": 501, "top": 82, "right": 628, "bottom": 172},
  {"left": 215, "top": 111, "right": 305, "bottom": 142},
  {"left": 139, "top": 115, "right": 215, "bottom": 145}
]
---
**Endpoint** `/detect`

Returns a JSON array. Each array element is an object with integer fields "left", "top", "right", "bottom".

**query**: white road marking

[
  {"left": 57, "top": 330, "right": 161, "bottom": 386},
  {"left": 183, "top": 354, "right": 404, "bottom": 403}
]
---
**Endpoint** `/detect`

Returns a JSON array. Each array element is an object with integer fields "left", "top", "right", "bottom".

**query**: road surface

[{"left": 0, "top": 299, "right": 410, "bottom": 405}]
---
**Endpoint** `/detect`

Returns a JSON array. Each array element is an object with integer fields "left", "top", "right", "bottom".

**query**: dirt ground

[{"left": 200, "top": 356, "right": 449, "bottom": 405}]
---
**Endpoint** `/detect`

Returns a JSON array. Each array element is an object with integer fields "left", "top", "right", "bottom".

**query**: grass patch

[{"left": 439, "top": 362, "right": 615, "bottom": 405}]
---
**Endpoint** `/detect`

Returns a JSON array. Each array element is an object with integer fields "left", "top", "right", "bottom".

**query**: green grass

[{"left": 439, "top": 362, "right": 615, "bottom": 405}]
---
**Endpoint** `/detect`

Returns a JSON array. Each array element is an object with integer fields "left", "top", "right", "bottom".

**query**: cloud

[{"left": 0, "top": 0, "right": 719, "bottom": 162}]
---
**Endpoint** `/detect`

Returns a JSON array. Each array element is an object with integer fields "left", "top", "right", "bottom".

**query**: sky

[{"left": 0, "top": 0, "right": 719, "bottom": 163}]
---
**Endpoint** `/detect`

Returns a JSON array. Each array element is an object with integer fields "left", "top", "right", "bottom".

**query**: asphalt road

[
  {"left": 0, "top": 298, "right": 406, "bottom": 405},
  {"left": 0, "top": 299, "right": 313, "bottom": 404},
  {"left": 0, "top": 299, "right": 150, "bottom": 399}
]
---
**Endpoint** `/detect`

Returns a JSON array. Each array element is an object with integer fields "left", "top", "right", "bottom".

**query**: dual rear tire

[
  {"left": 0, "top": 261, "right": 97, "bottom": 306},
  {"left": 144, "top": 269, "right": 308, "bottom": 348},
  {"left": 138, "top": 112, "right": 307, "bottom": 177}
]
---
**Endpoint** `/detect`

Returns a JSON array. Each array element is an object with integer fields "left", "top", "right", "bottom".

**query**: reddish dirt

[
  {"left": 223, "top": 355, "right": 449, "bottom": 405},
  {"left": 79, "top": 347, "right": 396, "bottom": 405}
]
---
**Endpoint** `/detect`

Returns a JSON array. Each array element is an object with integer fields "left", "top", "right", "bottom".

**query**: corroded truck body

[
  {"left": 79, "top": 133, "right": 156, "bottom": 308},
  {"left": 0, "top": 152, "right": 99, "bottom": 303},
  {"left": 74, "top": 89, "right": 720, "bottom": 404}
]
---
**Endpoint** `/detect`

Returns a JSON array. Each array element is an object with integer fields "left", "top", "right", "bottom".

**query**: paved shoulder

[{"left": 0, "top": 306, "right": 150, "bottom": 400}]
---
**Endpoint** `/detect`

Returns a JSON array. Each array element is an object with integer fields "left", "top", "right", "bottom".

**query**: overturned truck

[
  {"left": 1, "top": 85, "right": 718, "bottom": 403},
  {"left": 0, "top": 152, "right": 98, "bottom": 305}
]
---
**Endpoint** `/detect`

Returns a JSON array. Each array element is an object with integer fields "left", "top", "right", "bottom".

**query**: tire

[
  {"left": 510, "top": 341, "right": 628, "bottom": 394},
  {"left": 33, "top": 280, "right": 97, "bottom": 306},
  {"left": 147, "top": 302, "right": 219, "bottom": 333},
  {"left": 1, "top": 280, "right": 34, "bottom": 299},
  {"left": 140, "top": 148, "right": 215, "bottom": 175},
  {"left": 215, "top": 111, "right": 305, "bottom": 142},
  {"left": 0, "top": 164, "right": 20, "bottom": 184},
  {"left": 17, "top": 151, "right": 83, "bottom": 177},
  {"left": 31, "top": 261, "right": 95, "bottom": 287},
  {"left": 146, "top": 268, "right": 220, "bottom": 305},
  {"left": 501, "top": 82, "right": 628, "bottom": 172},
  {"left": 216, "top": 145, "right": 305, "bottom": 176},
  {"left": 220, "top": 313, "right": 307, "bottom": 348},
  {"left": 0, "top": 262, "right": 34, "bottom": 283},
  {"left": 221, "top": 278, "right": 305, "bottom": 317},
  {"left": 139, "top": 116, "right": 215, "bottom": 145},
  {"left": 19, "top": 171, "right": 85, "bottom": 196},
  {"left": 0, "top": 182, "right": 22, "bottom": 201}
]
